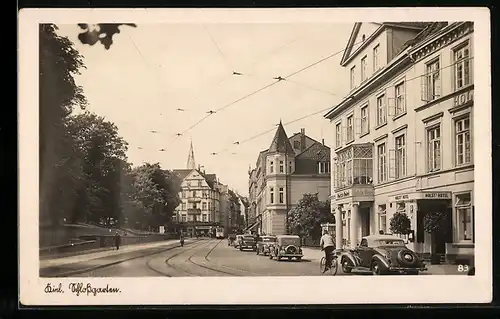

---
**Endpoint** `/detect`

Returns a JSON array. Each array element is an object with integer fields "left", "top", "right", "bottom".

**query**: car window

[{"left": 360, "top": 239, "right": 368, "bottom": 247}]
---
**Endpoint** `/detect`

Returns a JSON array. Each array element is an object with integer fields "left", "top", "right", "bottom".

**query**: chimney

[
  {"left": 322, "top": 138, "right": 325, "bottom": 145},
  {"left": 300, "top": 128, "right": 306, "bottom": 151}
]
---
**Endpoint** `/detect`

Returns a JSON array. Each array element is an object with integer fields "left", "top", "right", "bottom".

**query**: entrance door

[{"left": 360, "top": 207, "right": 371, "bottom": 237}]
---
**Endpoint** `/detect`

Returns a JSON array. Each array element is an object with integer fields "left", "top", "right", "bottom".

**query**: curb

[{"left": 40, "top": 240, "right": 202, "bottom": 277}]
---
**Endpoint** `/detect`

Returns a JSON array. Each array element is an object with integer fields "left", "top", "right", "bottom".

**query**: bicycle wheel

[
  {"left": 330, "top": 257, "right": 339, "bottom": 276},
  {"left": 320, "top": 257, "right": 327, "bottom": 274}
]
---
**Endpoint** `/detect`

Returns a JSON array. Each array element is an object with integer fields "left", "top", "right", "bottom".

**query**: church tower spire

[{"left": 187, "top": 139, "right": 196, "bottom": 169}]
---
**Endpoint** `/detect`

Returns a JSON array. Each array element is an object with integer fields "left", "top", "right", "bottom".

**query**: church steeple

[{"left": 187, "top": 139, "right": 196, "bottom": 169}]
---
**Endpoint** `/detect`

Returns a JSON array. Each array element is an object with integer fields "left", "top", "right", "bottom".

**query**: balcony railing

[{"left": 334, "top": 143, "right": 374, "bottom": 190}]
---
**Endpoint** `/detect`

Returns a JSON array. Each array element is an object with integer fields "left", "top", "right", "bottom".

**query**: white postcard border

[{"left": 19, "top": 7, "right": 492, "bottom": 305}]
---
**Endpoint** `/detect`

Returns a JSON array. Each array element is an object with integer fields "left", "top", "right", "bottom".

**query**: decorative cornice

[
  {"left": 391, "top": 124, "right": 408, "bottom": 135},
  {"left": 410, "top": 22, "right": 474, "bottom": 63},
  {"left": 422, "top": 112, "right": 444, "bottom": 123},
  {"left": 374, "top": 133, "right": 388, "bottom": 143}
]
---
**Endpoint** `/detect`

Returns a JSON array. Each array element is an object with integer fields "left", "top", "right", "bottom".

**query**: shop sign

[
  {"left": 394, "top": 194, "right": 410, "bottom": 201},
  {"left": 453, "top": 89, "right": 473, "bottom": 107},
  {"left": 335, "top": 190, "right": 351, "bottom": 199},
  {"left": 422, "top": 192, "right": 451, "bottom": 199}
]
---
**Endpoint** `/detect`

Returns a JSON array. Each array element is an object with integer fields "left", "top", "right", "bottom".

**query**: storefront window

[{"left": 455, "top": 193, "right": 473, "bottom": 241}]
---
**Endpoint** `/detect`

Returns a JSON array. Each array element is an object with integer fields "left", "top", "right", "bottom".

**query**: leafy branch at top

[{"left": 77, "top": 23, "right": 137, "bottom": 50}]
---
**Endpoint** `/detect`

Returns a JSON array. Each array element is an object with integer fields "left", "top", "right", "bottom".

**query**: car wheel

[
  {"left": 372, "top": 261, "right": 383, "bottom": 275},
  {"left": 269, "top": 253, "right": 273, "bottom": 259},
  {"left": 256, "top": 249, "right": 259, "bottom": 255},
  {"left": 288, "top": 257, "right": 292, "bottom": 261},
  {"left": 277, "top": 256, "right": 281, "bottom": 261},
  {"left": 240, "top": 247, "right": 243, "bottom": 251},
  {"left": 341, "top": 258, "right": 352, "bottom": 273},
  {"left": 296, "top": 257, "right": 302, "bottom": 262}
]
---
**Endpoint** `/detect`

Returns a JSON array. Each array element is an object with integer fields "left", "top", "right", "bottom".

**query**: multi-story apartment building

[
  {"left": 171, "top": 141, "right": 228, "bottom": 237},
  {"left": 247, "top": 123, "right": 331, "bottom": 235},
  {"left": 324, "top": 21, "right": 474, "bottom": 265}
]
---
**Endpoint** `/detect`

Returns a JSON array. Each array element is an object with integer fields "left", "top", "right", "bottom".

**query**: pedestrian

[{"left": 114, "top": 231, "right": 121, "bottom": 250}]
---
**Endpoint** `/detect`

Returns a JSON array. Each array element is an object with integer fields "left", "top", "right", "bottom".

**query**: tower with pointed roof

[{"left": 187, "top": 139, "right": 196, "bottom": 169}]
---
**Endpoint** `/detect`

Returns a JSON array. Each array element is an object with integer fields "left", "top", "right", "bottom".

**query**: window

[
  {"left": 181, "top": 215, "right": 187, "bottom": 222},
  {"left": 181, "top": 203, "right": 186, "bottom": 210},
  {"left": 202, "top": 191, "right": 207, "bottom": 198},
  {"left": 455, "top": 116, "right": 471, "bottom": 165},
  {"left": 270, "top": 187, "right": 274, "bottom": 204},
  {"left": 425, "top": 59, "right": 441, "bottom": 101},
  {"left": 198, "top": 180, "right": 202, "bottom": 187},
  {"left": 182, "top": 191, "right": 186, "bottom": 198},
  {"left": 350, "top": 66, "right": 356, "bottom": 90},
  {"left": 269, "top": 161, "right": 274, "bottom": 173},
  {"left": 335, "top": 122, "right": 342, "bottom": 148},
  {"left": 279, "top": 187, "right": 284, "bottom": 204},
  {"left": 202, "top": 202, "right": 207, "bottom": 210},
  {"left": 395, "top": 134, "right": 406, "bottom": 178},
  {"left": 335, "top": 144, "right": 372, "bottom": 189},
  {"left": 346, "top": 115, "right": 354, "bottom": 142},
  {"left": 319, "top": 162, "right": 331, "bottom": 174},
  {"left": 395, "top": 82, "right": 406, "bottom": 116},
  {"left": 192, "top": 203, "right": 197, "bottom": 209},
  {"left": 293, "top": 140, "right": 300, "bottom": 149},
  {"left": 453, "top": 42, "right": 472, "bottom": 90},
  {"left": 427, "top": 126, "right": 441, "bottom": 171},
  {"left": 361, "top": 56, "right": 367, "bottom": 82},
  {"left": 455, "top": 193, "right": 473, "bottom": 241},
  {"left": 279, "top": 160, "right": 284, "bottom": 173},
  {"left": 288, "top": 161, "right": 292, "bottom": 173},
  {"left": 360, "top": 105, "right": 369, "bottom": 134},
  {"left": 377, "top": 143, "right": 387, "bottom": 182},
  {"left": 360, "top": 238, "right": 368, "bottom": 247},
  {"left": 192, "top": 190, "right": 197, "bottom": 197},
  {"left": 208, "top": 202, "right": 212, "bottom": 210},
  {"left": 373, "top": 45, "right": 380, "bottom": 71},
  {"left": 378, "top": 205, "right": 387, "bottom": 234},
  {"left": 376, "top": 94, "right": 386, "bottom": 126}
]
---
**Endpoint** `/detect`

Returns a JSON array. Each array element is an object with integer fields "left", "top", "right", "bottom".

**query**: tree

[
  {"left": 287, "top": 193, "right": 333, "bottom": 239},
  {"left": 77, "top": 24, "right": 137, "bottom": 50},
  {"left": 66, "top": 112, "right": 129, "bottom": 225},
  {"left": 389, "top": 212, "right": 411, "bottom": 235},
  {"left": 39, "top": 24, "right": 88, "bottom": 227},
  {"left": 130, "top": 163, "right": 182, "bottom": 230}
]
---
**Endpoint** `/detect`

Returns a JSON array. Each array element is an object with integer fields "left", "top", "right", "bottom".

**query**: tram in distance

[{"left": 215, "top": 226, "right": 225, "bottom": 239}]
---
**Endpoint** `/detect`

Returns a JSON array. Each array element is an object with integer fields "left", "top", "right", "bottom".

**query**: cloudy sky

[{"left": 56, "top": 22, "right": 353, "bottom": 196}]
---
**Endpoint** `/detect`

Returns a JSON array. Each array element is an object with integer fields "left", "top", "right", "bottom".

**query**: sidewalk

[
  {"left": 40, "top": 239, "right": 191, "bottom": 269},
  {"left": 301, "top": 247, "right": 465, "bottom": 275}
]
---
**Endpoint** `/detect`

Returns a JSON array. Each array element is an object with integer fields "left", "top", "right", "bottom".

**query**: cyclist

[{"left": 320, "top": 230, "right": 335, "bottom": 272}]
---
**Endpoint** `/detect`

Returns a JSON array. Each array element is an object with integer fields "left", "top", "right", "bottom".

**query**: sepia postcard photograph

[{"left": 18, "top": 8, "right": 492, "bottom": 306}]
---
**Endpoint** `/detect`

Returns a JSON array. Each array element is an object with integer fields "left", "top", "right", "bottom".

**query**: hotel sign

[
  {"left": 453, "top": 89, "right": 473, "bottom": 107},
  {"left": 335, "top": 190, "right": 351, "bottom": 199},
  {"left": 390, "top": 191, "right": 452, "bottom": 202},
  {"left": 335, "top": 187, "right": 374, "bottom": 200}
]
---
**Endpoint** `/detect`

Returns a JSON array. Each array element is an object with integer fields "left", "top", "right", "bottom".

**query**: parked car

[
  {"left": 233, "top": 235, "right": 243, "bottom": 248},
  {"left": 340, "top": 234, "right": 427, "bottom": 275},
  {"left": 238, "top": 235, "right": 257, "bottom": 251},
  {"left": 256, "top": 235, "right": 277, "bottom": 256},
  {"left": 269, "top": 235, "right": 303, "bottom": 261}
]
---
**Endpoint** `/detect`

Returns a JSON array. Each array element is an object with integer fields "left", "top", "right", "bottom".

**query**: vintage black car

[
  {"left": 340, "top": 235, "right": 427, "bottom": 275},
  {"left": 256, "top": 235, "right": 277, "bottom": 256},
  {"left": 238, "top": 235, "right": 257, "bottom": 251},
  {"left": 269, "top": 235, "right": 303, "bottom": 261}
]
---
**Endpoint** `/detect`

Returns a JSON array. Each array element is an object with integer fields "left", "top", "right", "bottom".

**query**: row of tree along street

[{"left": 39, "top": 24, "right": 246, "bottom": 236}]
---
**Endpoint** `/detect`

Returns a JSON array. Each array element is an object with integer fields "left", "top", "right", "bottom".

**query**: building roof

[
  {"left": 295, "top": 142, "right": 330, "bottom": 161},
  {"left": 403, "top": 22, "right": 450, "bottom": 49},
  {"left": 268, "top": 121, "right": 295, "bottom": 155},
  {"left": 172, "top": 169, "right": 193, "bottom": 181},
  {"left": 340, "top": 22, "right": 429, "bottom": 66},
  {"left": 172, "top": 169, "right": 218, "bottom": 190}
]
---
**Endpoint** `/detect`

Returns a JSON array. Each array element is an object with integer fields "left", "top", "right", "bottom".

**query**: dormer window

[
  {"left": 293, "top": 140, "right": 300, "bottom": 149},
  {"left": 318, "top": 162, "right": 331, "bottom": 174},
  {"left": 269, "top": 161, "right": 274, "bottom": 174}
]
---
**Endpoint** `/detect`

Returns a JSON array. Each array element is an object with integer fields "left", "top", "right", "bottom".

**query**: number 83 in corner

[{"left": 457, "top": 264, "right": 469, "bottom": 272}]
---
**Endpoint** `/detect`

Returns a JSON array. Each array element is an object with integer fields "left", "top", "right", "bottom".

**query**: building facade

[
  {"left": 172, "top": 141, "right": 229, "bottom": 237},
  {"left": 247, "top": 123, "right": 331, "bottom": 235},
  {"left": 324, "top": 22, "right": 474, "bottom": 264}
]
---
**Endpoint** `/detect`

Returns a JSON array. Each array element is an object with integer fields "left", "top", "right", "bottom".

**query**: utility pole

[{"left": 285, "top": 147, "right": 289, "bottom": 235}]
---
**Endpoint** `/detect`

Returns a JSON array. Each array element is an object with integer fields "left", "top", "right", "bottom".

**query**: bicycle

[{"left": 320, "top": 254, "right": 339, "bottom": 275}]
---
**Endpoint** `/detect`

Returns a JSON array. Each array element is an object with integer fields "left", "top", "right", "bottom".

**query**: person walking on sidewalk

[
  {"left": 320, "top": 230, "right": 335, "bottom": 272},
  {"left": 180, "top": 233, "right": 185, "bottom": 247},
  {"left": 114, "top": 231, "right": 121, "bottom": 250}
]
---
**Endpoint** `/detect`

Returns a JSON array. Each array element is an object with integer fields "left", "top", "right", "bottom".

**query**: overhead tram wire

[
  {"left": 212, "top": 56, "right": 475, "bottom": 156},
  {"left": 170, "top": 39, "right": 368, "bottom": 142}
]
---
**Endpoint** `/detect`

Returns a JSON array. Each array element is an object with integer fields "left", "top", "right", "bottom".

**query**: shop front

[
  {"left": 387, "top": 191, "right": 453, "bottom": 264},
  {"left": 333, "top": 185, "right": 375, "bottom": 248}
]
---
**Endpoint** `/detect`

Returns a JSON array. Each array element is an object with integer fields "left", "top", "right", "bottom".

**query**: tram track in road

[
  {"left": 145, "top": 239, "right": 211, "bottom": 277},
  {"left": 186, "top": 239, "right": 241, "bottom": 276}
]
